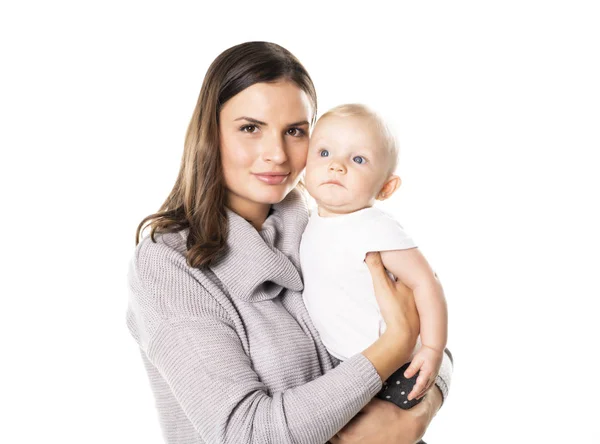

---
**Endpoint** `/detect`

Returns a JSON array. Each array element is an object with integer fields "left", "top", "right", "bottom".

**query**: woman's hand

[
  {"left": 360, "top": 252, "right": 421, "bottom": 380},
  {"left": 329, "top": 385, "right": 443, "bottom": 444},
  {"left": 365, "top": 252, "right": 420, "bottom": 346},
  {"left": 364, "top": 251, "right": 420, "bottom": 342}
]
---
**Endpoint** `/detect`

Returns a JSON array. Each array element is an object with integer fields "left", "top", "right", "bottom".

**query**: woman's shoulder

[
  {"left": 132, "top": 231, "right": 188, "bottom": 287},
  {"left": 136, "top": 228, "right": 188, "bottom": 257},
  {"left": 126, "top": 231, "right": 233, "bottom": 351},
  {"left": 128, "top": 230, "right": 227, "bottom": 321}
]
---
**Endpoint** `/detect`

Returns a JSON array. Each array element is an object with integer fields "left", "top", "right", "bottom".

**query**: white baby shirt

[{"left": 300, "top": 206, "right": 417, "bottom": 361}]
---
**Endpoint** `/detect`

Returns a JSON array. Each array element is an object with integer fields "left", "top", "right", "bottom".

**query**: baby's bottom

[{"left": 375, "top": 361, "right": 423, "bottom": 410}]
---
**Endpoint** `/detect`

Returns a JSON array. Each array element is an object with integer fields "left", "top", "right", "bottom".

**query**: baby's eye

[
  {"left": 240, "top": 124, "right": 258, "bottom": 133},
  {"left": 319, "top": 149, "right": 330, "bottom": 157},
  {"left": 353, "top": 156, "right": 366, "bottom": 164}
]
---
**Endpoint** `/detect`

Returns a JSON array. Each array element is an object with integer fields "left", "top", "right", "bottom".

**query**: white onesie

[{"left": 300, "top": 206, "right": 417, "bottom": 361}]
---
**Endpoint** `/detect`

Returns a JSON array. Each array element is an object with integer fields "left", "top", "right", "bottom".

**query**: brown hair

[{"left": 135, "top": 42, "right": 317, "bottom": 268}]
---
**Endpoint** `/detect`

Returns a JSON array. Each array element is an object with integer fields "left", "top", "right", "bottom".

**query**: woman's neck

[{"left": 226, "top": 194, "right": 271, "bottom": 231}]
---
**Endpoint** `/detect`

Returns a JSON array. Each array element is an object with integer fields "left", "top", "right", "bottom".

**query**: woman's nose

[{"left": 262, "top": 134, "right": 287, "bottom": 164}]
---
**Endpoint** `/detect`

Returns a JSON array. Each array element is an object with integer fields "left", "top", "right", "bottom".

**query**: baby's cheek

[
  {"left": 304, "top": 164, "right": 318, "bottom": 183},
  {"left": 303, "top": 169, "right": 318, "bottom": 194}
]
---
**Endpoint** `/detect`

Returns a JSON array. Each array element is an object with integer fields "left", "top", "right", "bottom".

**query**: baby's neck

[{"left": 317, "top": 204, "right": 373, "bottom": 218}]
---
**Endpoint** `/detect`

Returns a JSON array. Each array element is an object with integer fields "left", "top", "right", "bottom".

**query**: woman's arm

[
  {"left": 330, "top": 350, "right": 453, "bottom": 443},
  {"left": 144, "top": 315, "right": 381, "bottom": 444},
  {"left": 329, "top": 351, "right": 453, "bottom": 444},
  {"left": 129, "top": 240, "right": 418, "bottom": 444},
  {"left": 361, "top": 252, "right": 421, "bottom": 381},
  {"left": 330, "top": 383, "right": 443, "bottom": 444},
  {"left": 330, "top": 345, "right": 453, "bottom": 403}
]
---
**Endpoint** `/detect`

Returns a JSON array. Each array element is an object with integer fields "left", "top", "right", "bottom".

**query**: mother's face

[{"left": 219, "top": 81, "right": 313, "bottom": 215}]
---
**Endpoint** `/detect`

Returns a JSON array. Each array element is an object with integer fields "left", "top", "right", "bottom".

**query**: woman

[{"left": 127, "top": 41, "right": 453, "bottom": 444}]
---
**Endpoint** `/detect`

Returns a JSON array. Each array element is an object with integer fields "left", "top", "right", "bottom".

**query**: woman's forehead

[{"left": 221, "top": 81, "right": 313, "bottom": 122}]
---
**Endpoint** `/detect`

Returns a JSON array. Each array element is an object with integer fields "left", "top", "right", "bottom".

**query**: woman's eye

[
  {"left": 287, "top": 128, "right": 305, "bottom": 137},
  {"left": 319, "top": 149, "right": 329, "bottom": 157},
  {"left": 353, "top": 156, "right": 366, "bottom": 164},
  {"left": 240, "top": 124, "right": 258, "bottom": 133}
]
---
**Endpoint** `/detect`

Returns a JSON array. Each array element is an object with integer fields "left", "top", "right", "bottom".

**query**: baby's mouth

[{"left": 322, "top": 180, "right": 345, "bottom": 187}]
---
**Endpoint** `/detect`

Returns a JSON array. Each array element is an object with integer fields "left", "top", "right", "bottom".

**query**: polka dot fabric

[{"left": 375, "top": 361, "right": 423, "bottom": 410}]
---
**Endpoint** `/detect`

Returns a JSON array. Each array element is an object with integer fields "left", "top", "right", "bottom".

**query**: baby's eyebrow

[{"left": 234, "top": 117, "right": 309, "bottom": 127}]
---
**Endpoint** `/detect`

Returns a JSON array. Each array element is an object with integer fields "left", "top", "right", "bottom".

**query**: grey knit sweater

[{"left": 126, "top": 188, "right": 452, "bottom": 444}]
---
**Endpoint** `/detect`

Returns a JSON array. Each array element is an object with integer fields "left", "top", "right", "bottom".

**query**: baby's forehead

[
  {"left": 313, "top": 115, "right": 387, "bottom": 150},
  {"left": 315, "top": 113, "right": 374, "bottom": 129}
]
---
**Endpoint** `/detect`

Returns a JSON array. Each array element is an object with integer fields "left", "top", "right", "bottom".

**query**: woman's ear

[{"left": 376, "top": 175, "right": 402, "bottom": 201}]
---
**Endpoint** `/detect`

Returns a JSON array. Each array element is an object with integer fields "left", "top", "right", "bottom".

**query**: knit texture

[{"left": 126, "top": 188, "right": 452, "bottom": 444}]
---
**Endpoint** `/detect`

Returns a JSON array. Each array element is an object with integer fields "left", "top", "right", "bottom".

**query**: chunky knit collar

[{"left": 205, "top": 188, "right": 308, "bottom": 303}]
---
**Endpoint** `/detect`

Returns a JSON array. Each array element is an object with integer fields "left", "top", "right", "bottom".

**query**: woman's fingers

[
  {"left": 392, "top": 274, "right": 411, "bottom": 292},
  {"left": 365, "top": 251, "right": 420, "bottom": 345},
  {"left": 390, "top": 275, "right": 419, "bottom": 337},
  {"left": 364, "top": 252, "right": 391, "bottom": 289}
]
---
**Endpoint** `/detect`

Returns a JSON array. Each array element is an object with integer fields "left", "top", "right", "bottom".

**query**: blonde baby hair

[{"left": 318, "top": 103, "right": 399, "bottom": 176}]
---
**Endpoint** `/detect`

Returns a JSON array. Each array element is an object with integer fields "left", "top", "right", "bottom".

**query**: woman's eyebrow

[
  {"left": 287, "top": 120, "right": 309, "bottom": 127},
  {"left": 234, "top": 116, "right": 266, "bottom": 125},
  {"left": 234, "top": 117, "right": 309, "bottom": 127}
]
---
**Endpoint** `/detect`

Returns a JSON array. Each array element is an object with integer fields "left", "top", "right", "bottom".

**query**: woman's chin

[{"left": 252, "top": 185, "right": 294, "bottom": 204}]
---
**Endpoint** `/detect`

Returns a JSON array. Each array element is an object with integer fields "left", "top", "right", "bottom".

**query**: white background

[{"left": 1, "top": 1, "right": 599, "bottom": 443}]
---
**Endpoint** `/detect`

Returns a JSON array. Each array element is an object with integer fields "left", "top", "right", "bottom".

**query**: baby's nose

[{"left": 329, "top": 163, "right": 346, "bottom": 173}]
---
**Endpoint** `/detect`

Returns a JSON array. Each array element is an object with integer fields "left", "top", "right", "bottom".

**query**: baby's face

[{"left": 305, "top": 115, "right": 391, "bottom": 215}]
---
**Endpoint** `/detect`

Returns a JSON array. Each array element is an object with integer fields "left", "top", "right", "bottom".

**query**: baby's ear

[{"left": 376, "top": 175, "right": 402, "bottom": 201}]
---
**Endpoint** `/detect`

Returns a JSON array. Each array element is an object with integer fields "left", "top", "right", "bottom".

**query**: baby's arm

[{"left": 379, "top": 247, "right": 448, "bottom": 400}]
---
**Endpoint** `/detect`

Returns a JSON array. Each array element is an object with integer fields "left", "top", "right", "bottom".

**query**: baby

[{"left": 300, "top": 104, "right": 448, "bottom": 409}]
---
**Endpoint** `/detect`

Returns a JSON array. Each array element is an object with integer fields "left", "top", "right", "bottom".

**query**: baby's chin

[
  {"left": 315, "top": 197, "right": 364, "bottom": 215},
  {"left": 307, "top": 183, "right": 363, "bottom": 212},
  {"left": 308, "top": 187, "right": 343, "bottom": 204}
]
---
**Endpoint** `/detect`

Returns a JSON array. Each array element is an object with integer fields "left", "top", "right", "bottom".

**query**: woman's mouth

[{"left": 253, "top": 172, "right": 290, "bottom": 185}]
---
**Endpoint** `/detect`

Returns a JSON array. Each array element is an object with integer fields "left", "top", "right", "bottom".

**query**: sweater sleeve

[
  {"left": 435, "top": 347, "right": 453, "bottom": 404},
  {"left": 130, "top": 238, "right": 382, "bottom": 444},
  {"left": 328, "top": 347, "right": 454, "bottom": 404},
  {"left": 146, "top": 317, "right": 381, "bottom": 444}
]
